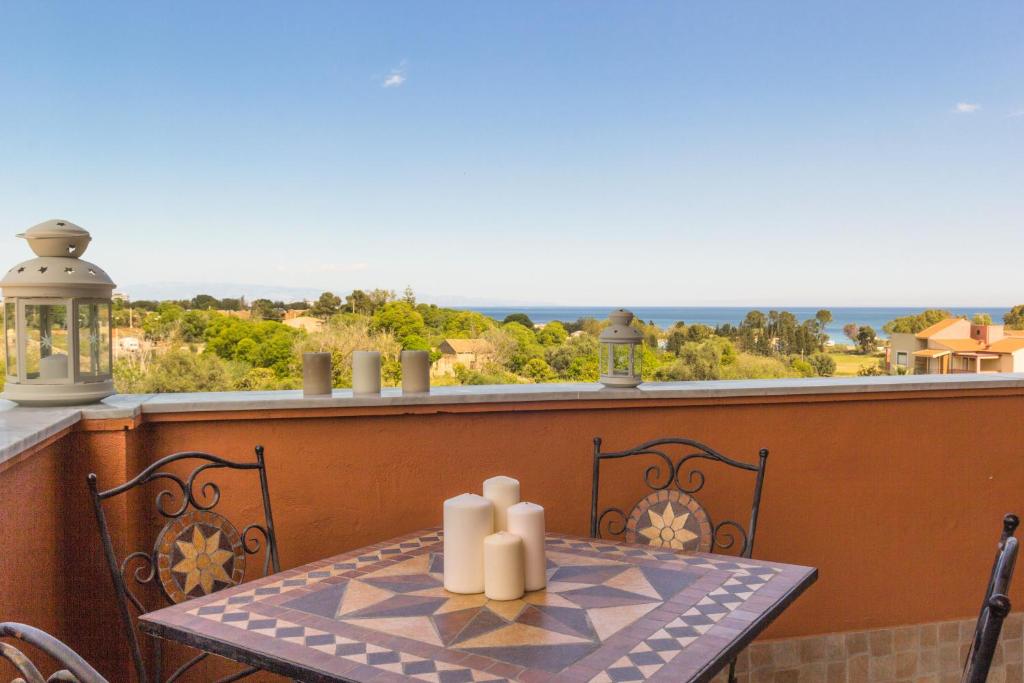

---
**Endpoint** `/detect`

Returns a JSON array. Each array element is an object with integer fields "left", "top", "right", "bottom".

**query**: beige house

[
  {"left": 433, "top": 338, "right": 494, "bottom": 376},
  {"left": 888, "top": 318, "right": 1024, "bottom": 374}
]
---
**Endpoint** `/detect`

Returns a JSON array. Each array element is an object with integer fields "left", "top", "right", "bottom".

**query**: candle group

[{"left": 443, "top": 476, "right": 546, "bottom": 601}]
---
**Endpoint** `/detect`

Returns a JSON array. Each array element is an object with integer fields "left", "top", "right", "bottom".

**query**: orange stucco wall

[{"left": 2, "top": 385, "right": 1023, "bottom": 679}]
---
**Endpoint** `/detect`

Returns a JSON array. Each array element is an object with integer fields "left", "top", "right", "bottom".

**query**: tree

[
  {"left": 666, "top": 327, "right": 688, "bottom": 355},
  {"left": 502, "top": 313, "right": 534, "bottom": 328},
  {"left": 371, "top": 301, "right": 427, "bottom": 347},
  {"left": 141, "top": 303, "right": 184, "bottom": 341},
  {"left": 190, "top": 294, "right": 219, "bottom": 310},
  {"left": 686, "top": 324, "right": 714, "bottom": 342},
  {"left": 310, "top": 292, "right": 342, "bottom": 320},
  {"left": 204, "top": 317, "right": 300, "bottom": 377},
  {"left": 442, "top": 311, "right": 496, "bottom": 338},
  {"left": 402, "top": 286, "right": 416, "bottom": 306},
  {"left": 1005, "top": 305, "right": 1024, "bottom": 330},
  {"left": 486, "top": 322, "right": 543, "bottom": 373},
  {"left": 537, "top": 321, "right": 568, "bottom": 346},
  {"left": 814, "top": 309, "right": 833, "bottom": 347},
  {"left": 972, "top": 313, "right": 993, "bottom": 325},
  {"left": 522, "top": 358, "right": 557, "bottom": 382},
  {"left": 251, "top": 298, "right": 282, "bottom": 321},
  {"left": 883, "top": 309, "right": 953, "bottom": 335},
  {"left": 809, "top": 353, "right": 836, "bottom": 377},
  {"left": 856, "top": 326, "right": 878, "bottom": 354},
  {"left": 546, "top": 335, "right": 599, "bottom": 380},
  {"left": 843, "top": 323, "right": 859, "bottom": 343},
  {"left": 738, "top": 310, "right": 770, "bottom": 355}
]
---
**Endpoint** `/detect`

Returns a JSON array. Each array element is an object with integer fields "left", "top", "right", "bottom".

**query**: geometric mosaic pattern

[
  {"left": 154, "top": 509, "right": 246, "bottom": 604},
  {"left": 624, "top": 490, "right": 713, "bottom": 553},
  {"left": 141, "top": 529, "right": 815, "bottom": 682}
]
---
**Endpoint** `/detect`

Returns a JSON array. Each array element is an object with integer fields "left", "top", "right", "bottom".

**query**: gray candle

[
  {"left": 302, "top": 352, "right": 332, "bottom": 397},
  {"left": 351, "top": 351, "right": 382, "bottom": 396},
  {"left": 401, "top": 350, "right": 430, "bottom": 394}
]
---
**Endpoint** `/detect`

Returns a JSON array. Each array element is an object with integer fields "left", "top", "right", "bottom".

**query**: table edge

[{"left": 689, "top": 565, "right": 819, "bottom": 683}]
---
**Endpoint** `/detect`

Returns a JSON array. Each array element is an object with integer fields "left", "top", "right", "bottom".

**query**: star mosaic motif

[
  {"left": 637, "top": 501, "right": 698, "bottom": 549},
  {"left": 173, "top": 526, "right": 235, "bottom": 595}
]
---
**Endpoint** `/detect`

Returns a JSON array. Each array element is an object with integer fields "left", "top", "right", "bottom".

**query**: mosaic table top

[{"left": 140, "top": 529, "right": 816, "bottom": 683}]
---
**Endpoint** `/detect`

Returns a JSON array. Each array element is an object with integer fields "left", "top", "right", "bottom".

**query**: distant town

[{"left": 5, "top": 289, "right": 1019, "bottom": 395}]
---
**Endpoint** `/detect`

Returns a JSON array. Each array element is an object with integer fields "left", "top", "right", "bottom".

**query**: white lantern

[
  {"left": 599, "top": 309, "right": 644, "bottom": 388},
  {"left": 1, "top": 220, "right": 116, "bottom": 406}
]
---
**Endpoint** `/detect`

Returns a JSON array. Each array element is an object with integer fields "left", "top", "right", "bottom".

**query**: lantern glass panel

[
  {"left": 77, "top": 302, "right": 111, "bottom": 379},
  {"left": 4, "top": 302, "right": 16, "bottom": 377},
  {"left": 612, "top": 344, "right": 633, "bottom": 376},
  {"left": 24, "top": 303, "right": 69, "bottom": 380}
]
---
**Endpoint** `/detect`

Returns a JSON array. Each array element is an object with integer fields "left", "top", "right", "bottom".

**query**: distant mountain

[
  {"left": 119, "top": 282, "right": 324, "bottom": 303},
  {"left": 117, "top": 282, "right": 553, "bottom": 307}
]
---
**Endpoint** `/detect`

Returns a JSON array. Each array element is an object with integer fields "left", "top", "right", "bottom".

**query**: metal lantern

[
  {"left": 1, "top": 220, "right": 116, "bottom": 405},
  {"left": 599, "top": 309, "right": 643, "bottom": 388}
]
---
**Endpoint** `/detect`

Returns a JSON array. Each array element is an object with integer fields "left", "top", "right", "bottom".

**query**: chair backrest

[
  {"left": 86, "top": 446, "right": 280, "bottom": 683},
  {"left": 0, "top": 622, "right": 109, "bottom": 683},
  {"left": 591, "top": 436, "right": 768, "bottom": 558},
  {"left": 963, "top": 518, "right": 1019, "bottom": 683}
]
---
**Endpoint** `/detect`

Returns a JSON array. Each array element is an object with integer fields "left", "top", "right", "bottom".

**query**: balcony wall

[{"left": 2, "top": 375, "right": 1024, "bottom": 679}]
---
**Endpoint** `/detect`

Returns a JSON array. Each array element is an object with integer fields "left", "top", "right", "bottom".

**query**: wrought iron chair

[
  {"left": 962, "top": 515, "right": 1019, "bottom": 683},
  {"left": 87, "top": 447, "right": 281, "bottom": 683},
  {"left": 590, "top": 436, "right": 768, "bottom": 683},
  {"left": 1, "top": 622, "right": 108, "bottom": 683}
]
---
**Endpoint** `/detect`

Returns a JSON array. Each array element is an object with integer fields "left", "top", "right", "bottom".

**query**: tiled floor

[{"left": 711, "top": 613, "right": 1023, "bottom": 682}]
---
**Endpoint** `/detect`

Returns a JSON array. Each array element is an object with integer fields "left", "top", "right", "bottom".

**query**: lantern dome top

[
  {"left": 1, "top": 257, "right": 115, "bottom": 289},
  {"left": 599, "top": 308, "right": 643, "bottom": 343},
  {"left": 17, "top": 219, "right": 92, "bottom": 258},
  {"left": 2, "top": 220, "right": 115, "bottom": 295}
]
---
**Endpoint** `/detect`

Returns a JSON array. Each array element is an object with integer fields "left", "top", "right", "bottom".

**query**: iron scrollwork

[
  {"left": 592, "top": 437, "right": 768, "bottom": 560},
  {"left": 87, "top": 446, "right": 280, "bottom": 683}
]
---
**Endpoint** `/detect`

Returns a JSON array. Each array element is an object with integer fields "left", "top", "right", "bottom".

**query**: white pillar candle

[
  {"left": 507, "top": 502, "right": 546, "bottom": 592},
  {"left": 443, "top": 493, "right": 493, "bottom": 594},
  {"left": 351, "top": 351, "right": 381, "bottom": 396},
  {"left": 401, "top": 350, "right": 430, "bottom": 394},
  {"left": 483, "top": 475, "right": 520, "bottom": 532},
  {"left": 302, "top": 352, "right": 332, "bottom": 397},
  {"left": 484, "top": 532, "right": 525, "bottom": 601},
  {"left": 39, "top": 353, "right": 68, "bottom": 380}
]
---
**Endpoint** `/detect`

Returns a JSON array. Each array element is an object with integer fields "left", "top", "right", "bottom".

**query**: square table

[{"left": 141, "top": 529, "right": 816, "bottom": 682}]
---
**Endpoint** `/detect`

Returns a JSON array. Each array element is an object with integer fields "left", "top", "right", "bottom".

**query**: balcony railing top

[{"left": 3, "top": 372, "right": 1024, "bottom": 468}]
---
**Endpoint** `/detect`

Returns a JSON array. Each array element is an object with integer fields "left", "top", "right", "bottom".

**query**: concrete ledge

[{"left": 3, "top": 373, "right": 1024, "bottom": 466}]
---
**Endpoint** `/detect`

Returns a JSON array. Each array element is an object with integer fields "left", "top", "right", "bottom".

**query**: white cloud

[
  {"left": 382, "top": 63, "right": 407, "bottom": 88},
  {"left": 954, "top": 102, "right": 980, "bottom": 113},
  {"left": 1008, "top": 110, "right": 1024, "bottom": 118}
]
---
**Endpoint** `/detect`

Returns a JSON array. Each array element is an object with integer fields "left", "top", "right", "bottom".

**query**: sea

[{"left": 457, "top": 306, "right": 1012, "bottom": 340}]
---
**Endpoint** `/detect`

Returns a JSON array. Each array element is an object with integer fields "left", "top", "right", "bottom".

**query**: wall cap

[{"left": 4, "top": 373, "right": 1024, "bottom": 467}]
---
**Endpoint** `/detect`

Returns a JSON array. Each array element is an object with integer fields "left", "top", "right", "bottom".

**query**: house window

[{"left": 896, "top": 352, "right": 908, "bottom": 367}]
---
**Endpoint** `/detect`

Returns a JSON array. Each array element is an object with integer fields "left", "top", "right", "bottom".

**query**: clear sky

[{"left": 1, "top": 2, "right": 1021, "bottom": 306}]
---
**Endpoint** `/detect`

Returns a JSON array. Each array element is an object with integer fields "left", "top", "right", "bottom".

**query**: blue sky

[{"left": 1, "top": 2, "right": 1021, "bottom": 306}]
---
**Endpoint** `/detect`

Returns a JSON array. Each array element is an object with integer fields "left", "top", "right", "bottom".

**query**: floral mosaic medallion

[
  {"left": 624, "top": 489, "right": 712, "bottom": 552},
  {"left": 155, "top": 509, "right": 246, "bottom": 604}
]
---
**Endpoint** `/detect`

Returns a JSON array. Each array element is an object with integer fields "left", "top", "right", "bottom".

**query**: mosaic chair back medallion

[
  {"left": 86, "top": 446, "right": 281, "bottom": 683},
  {"left": 590, "top": 437, "right": 768, "bottom": 558}
]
